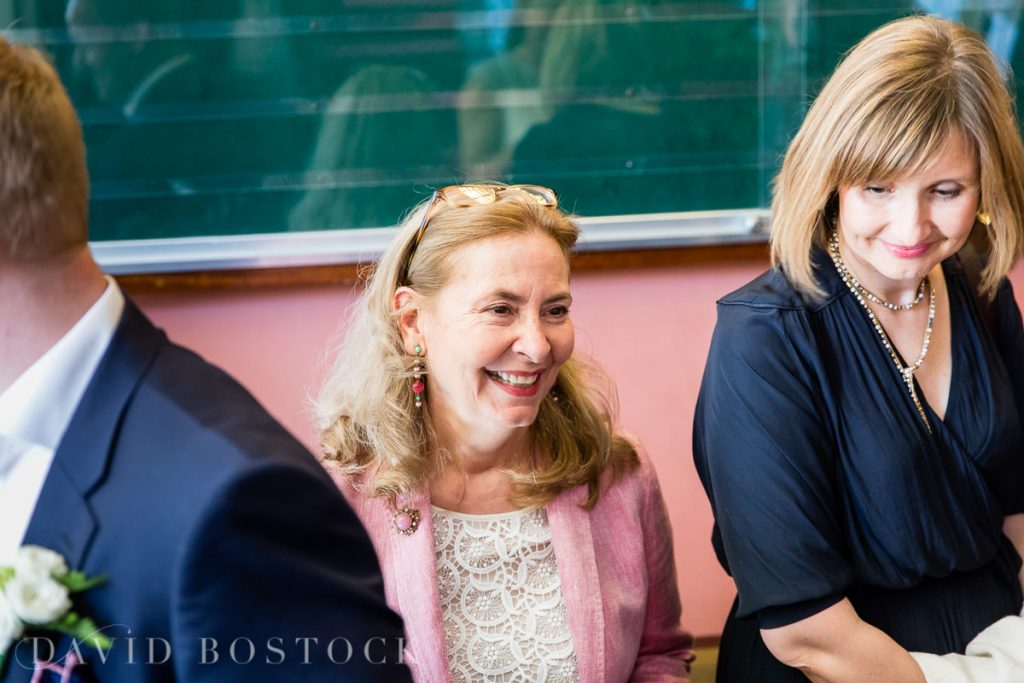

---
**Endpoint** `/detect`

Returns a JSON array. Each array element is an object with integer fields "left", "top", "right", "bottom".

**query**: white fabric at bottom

[
  {"left": 432, "top": 505, "right": 579, "bottom": 683},
  {"left": 911, "top": 615, "right": 1024, "bottom": 682}
]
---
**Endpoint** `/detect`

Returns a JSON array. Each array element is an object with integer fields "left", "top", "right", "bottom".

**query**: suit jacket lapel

[
  {"left": 22, "top": 300, "right": 163, "bottom": 569},
  {"left": 548, "top": 485, "right": 605, "bottom": 682}
]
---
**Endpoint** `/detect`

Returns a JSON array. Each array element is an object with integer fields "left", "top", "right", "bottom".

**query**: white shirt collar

[{"left": 0, "top": 277, "right": 125, "bottom": 451}]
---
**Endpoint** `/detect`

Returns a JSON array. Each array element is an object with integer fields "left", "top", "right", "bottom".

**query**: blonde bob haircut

[
  {"left": 772, "top": 15, "right": 1024, "bottom": 299},
  {"left": 316, "top": 190, "right": 638, "bottom": 509}
]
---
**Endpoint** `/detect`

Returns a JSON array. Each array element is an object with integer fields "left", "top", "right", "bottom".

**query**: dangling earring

[
  {"left": 411, "top": 344, "right": 425, "bottom": 409},
  {"left": 977, "top": 209, "right": 992, "bottom": 226}
]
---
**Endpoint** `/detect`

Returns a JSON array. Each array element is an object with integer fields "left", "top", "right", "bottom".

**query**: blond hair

[
  {"left": 771, "top": 15, "right": 1024, "bottom": 299},
  {"left": 316, "top": 191, "right": 637, "bottom": 508},
  {"left": 0, "top": 37, "right": 88, "bottom": 260}
]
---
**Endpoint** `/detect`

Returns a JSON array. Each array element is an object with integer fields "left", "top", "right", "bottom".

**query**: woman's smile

[
  {"left": 880, "top": 240, "right": 933, "bottom": 260},
  {"left": 485, "top": 369, "right": 544, "bottom": 396}
]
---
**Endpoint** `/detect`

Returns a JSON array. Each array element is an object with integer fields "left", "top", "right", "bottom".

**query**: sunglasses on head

[{"left": 402, "top": 183, "right": 559, "bottom": 282}]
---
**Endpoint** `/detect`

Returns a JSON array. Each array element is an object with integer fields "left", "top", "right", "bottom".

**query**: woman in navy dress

[{"left": 694, "top": 16, "right": 1024, "bottom": 682}]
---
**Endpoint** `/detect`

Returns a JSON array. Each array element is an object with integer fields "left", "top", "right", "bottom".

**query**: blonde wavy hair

[
  {"left": 771, "top": 15, "right": 1024, "bottom": 299},
  {"left": 316, "top": 190, "right": 637, "bottom": 509}
]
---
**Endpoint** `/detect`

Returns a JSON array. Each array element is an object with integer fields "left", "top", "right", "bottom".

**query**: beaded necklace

[
  {"left": 858, "top": 276, "right": 926, "bottom": 310},
  {"left": 826, "top": 233, "right": 927, "bottom": 311},
  {"left": 828, "top": 232, "right": 935, "bottom": 433}
]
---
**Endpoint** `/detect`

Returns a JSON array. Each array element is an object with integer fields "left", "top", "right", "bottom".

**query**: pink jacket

[{"left": 328, "top": 448, "right": 694, "bottom": 682}]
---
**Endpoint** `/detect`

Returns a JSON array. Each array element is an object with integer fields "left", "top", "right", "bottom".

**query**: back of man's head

[{"left": 0, "top": 37, "right": 88, "bottom": 261}]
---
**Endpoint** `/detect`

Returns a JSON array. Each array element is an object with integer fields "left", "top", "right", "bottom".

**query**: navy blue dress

[{"left": 693, "top": 249, "right": 1024, "bottom": 682}]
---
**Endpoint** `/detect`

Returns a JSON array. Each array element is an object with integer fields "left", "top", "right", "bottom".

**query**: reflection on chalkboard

[
  {"left": 2, "top": 0, "right": 1022, "bottom": 241},
  {"left": 288, "top": 64, "right": 456, "bottom": 231},
  {"left": 457, "top": 1, "right": 550, "bottom": 178}
]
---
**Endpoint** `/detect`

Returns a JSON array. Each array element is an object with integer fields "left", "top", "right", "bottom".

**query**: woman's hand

[{"left": 760, "top": 598, "right": 925, "bottom": 683}]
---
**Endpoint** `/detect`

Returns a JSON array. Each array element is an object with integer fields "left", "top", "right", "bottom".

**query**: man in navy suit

[{"left": 0, "top": 38, "right": 412, "bottom": 682}]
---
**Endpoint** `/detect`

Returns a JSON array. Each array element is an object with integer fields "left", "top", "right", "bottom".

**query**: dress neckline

[{"left": 430, "top": 504, "right": 535, "bottom": 521}]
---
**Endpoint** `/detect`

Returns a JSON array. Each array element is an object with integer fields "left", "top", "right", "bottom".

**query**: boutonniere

[{"left": 0, "top": 546, "right": 110, "bottom": 670}]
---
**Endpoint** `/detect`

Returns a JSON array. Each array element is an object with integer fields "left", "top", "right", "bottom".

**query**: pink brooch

[{"left": 393, "top": 507, "right": 420, "bottom": 535}]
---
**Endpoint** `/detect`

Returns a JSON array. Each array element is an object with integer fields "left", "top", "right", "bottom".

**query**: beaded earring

[{"left": 411, "top": 344, "right": 425, "bottom": 409}]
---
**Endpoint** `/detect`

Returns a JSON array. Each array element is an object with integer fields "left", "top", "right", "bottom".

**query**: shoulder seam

[{"left": 718, "top": 290, "right": 845, "bottom": 313}]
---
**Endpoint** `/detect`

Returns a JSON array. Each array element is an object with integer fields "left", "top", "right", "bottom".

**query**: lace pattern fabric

[{"left": 432, "top": 506, "right": 580, "bottom": 683}]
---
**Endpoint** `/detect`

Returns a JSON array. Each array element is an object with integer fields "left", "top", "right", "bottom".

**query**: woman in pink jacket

[{"left": 316, "top": 183, "right": 694, "bottom": 681}]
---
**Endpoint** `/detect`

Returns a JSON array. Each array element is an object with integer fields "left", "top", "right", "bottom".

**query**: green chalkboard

[{"left": 3, "top": 1, "right": 1021, "bottom": 242}]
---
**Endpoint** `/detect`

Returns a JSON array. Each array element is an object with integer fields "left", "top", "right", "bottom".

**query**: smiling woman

[
  {"left": 693, "top": 15, "right": 1024, "bottom": 683},
  {"left": 836, "top": 128, "right": 980, "bottom": 300},
  {"left": 397, "top": 231, "right": 576, "bottom": 477},
  {"left": 315, "top": 183, "right": 695, "bottom": 681}
]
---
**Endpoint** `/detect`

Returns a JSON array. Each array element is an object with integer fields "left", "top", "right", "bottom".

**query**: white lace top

[{"left": 432, "top": 505, "right": 580, "bottom": 683}]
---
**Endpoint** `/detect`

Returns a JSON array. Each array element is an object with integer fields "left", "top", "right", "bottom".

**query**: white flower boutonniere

[{"left": 0, "top": 546, "right": 110, "bottom": 668}]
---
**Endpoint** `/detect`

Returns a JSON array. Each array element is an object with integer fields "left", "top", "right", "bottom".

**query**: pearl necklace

[{"left": 827, "top": 234, "right": 935, "bottom": 433}]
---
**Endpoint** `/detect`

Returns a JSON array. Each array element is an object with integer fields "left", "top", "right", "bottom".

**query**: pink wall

[{"left": 131, "top": 258, "right": 1024, "bottom": 640}]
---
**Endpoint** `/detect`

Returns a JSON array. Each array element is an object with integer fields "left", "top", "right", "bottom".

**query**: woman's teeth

[{"left": 489, "top": 371, "right": 539, "bottom": 386}]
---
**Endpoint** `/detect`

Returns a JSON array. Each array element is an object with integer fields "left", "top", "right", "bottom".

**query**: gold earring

[{"left": 977, "top": 210, "right": 992, "bottom": 226}]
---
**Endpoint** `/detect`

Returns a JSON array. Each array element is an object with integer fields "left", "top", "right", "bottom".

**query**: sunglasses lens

[
  {"left": 512, "top": 185, "right": 557, "bottom": 206},
  {"left": 440, "top": 185, "right": 497, "bottom": 207}
]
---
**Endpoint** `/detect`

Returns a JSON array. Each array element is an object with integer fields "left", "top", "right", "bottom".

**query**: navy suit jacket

[{"left": 3, "top": 300, "right": 412, "bottom": 682}]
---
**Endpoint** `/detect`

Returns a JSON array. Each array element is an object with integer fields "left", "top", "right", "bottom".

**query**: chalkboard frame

[{"left": 92, "top": 208, "right": 770, "bottom": 275}]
